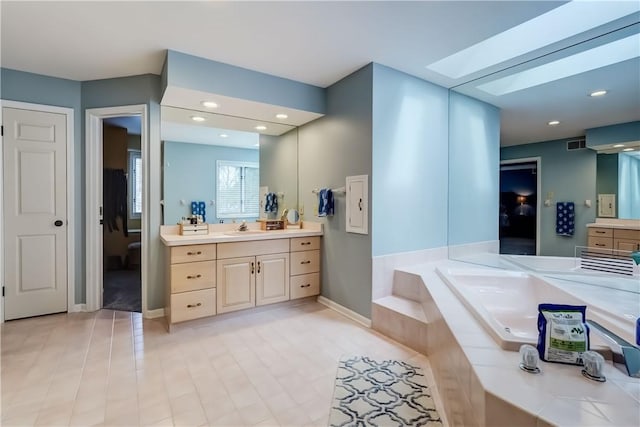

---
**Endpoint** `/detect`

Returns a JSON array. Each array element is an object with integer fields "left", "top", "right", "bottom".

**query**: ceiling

[{"left": 2, "top": 1, "right": 638, "bottom": 147}]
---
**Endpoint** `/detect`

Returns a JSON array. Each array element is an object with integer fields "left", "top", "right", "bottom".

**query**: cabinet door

[
  {"left": 256, "top": 253, "right": 290, "bottom": 306},
  {"left": 615, "top": 239, "right": 640, "bottom": 252},
  {"left": 217, "top": 256, "right": 255, "bottom": 314}
]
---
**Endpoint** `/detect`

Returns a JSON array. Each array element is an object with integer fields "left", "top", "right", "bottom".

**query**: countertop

[
  {"left": 160, "top": 223, "right": 323, "bottom": 246},
  {"left": 587, "top": 219, "right": 640, "bottom": 230}
]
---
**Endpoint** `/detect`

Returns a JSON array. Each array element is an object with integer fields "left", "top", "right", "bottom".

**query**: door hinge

[
  {"left": 2, "top": 286, "right": 4, "bottom": 297},
  {"left": 1, "top": 125, "right": 4, "bottom": 137}
]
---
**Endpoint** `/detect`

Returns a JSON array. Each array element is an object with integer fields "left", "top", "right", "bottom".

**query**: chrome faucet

[{"left": 587, "top": 320, "right": 640, "bottom": 378}]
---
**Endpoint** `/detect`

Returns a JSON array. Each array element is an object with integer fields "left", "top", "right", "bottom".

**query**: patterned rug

[{"left": 328, "top": 356, "right": 443, "bottom": 427}]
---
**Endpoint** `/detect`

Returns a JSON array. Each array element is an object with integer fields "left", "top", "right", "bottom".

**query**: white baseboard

[
  {"left": 70, "top": 304, "right": 87, "bottom": 312},
  {"left": 317, "top": 296, "right": 372, "bottom": 328},
  {"left": 145, "top": 308, "right": 165, "bottom": 319}
]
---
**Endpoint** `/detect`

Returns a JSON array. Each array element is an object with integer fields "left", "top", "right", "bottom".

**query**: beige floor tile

[{"left": 0, "top": 302, "right": 442, "bottom": 427}]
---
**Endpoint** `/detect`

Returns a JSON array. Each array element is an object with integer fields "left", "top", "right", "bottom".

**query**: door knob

[{"left": 54, "top": 220, "right": 63, "bottom": 227}]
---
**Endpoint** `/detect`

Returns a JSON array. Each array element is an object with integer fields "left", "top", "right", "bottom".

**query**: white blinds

[{"left": 216, "top": 161, "right": 259, "bottom": 218}]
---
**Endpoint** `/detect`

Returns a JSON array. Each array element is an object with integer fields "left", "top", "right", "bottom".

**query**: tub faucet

[{"left": 587, "top": 320, "right": 640, "bottom": 378}]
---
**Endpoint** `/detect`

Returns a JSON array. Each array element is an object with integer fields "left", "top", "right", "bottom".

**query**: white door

[{"left": 3, "top": 107, "right": 68, "bottom": 320}]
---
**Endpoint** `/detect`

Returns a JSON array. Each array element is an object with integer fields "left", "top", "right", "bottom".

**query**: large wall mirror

[{"left": 160, "top": 105, "right": 298, "bottom": 225}]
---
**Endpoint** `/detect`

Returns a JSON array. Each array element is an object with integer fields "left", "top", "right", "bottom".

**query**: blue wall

[
  {"left": 596, "top": 153, "right": 619, "bottom": 213},
  {"left": 586, "top": 121, "right": 640, "bottom": 148},
  {"left": 163, "top": 142, "right": 259, "bottom": 225},
  {"left": 371, "top": 64, "right": 449, "bottom": 256},
  {"left": 501, "top": 138, "right": 597, "bottom": 256},
  {"left": 298, "top": 64, "right": 373, "bottom": 317},
  {"left": 164, "top": 50, "right": 326, "bottom": 114},
  {"left": 448, "top": 91, "right": 501, "bottom": 246},
  {"left": 618, "top": 153, "right": 640, "bottom": 219},
  {"left": 1, "top": 68, "right": 84, "bottom": 303}
]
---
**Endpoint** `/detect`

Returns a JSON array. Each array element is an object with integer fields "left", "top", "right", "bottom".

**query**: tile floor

[{"left": 1, "top": 301, "right": 446, "bottom": 426}]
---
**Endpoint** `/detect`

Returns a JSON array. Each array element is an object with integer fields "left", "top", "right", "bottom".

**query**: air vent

[{"left": 567, "top": 138, "right": 586, "bottom": 150}]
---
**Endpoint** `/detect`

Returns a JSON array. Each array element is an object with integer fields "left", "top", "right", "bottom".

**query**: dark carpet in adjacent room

[{"left": 103, "top": 269, "right": 141, "bottom": 312}]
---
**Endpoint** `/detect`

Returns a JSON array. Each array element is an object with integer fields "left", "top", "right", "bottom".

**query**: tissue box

[{"left": 180, "top": 223, "right": 208, "bottom": 236}]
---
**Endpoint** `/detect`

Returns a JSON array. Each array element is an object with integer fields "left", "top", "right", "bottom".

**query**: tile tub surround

[
  {"left": 0, "top": 302, "right": 448, "bottom": 427},
  {"left": 386, "top": 261, "right": 639, "bottom": 427}
]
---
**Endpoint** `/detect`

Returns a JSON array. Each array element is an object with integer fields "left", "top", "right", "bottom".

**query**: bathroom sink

[{"left": 223, "top": 230, "right": 267, "bottom": 236}]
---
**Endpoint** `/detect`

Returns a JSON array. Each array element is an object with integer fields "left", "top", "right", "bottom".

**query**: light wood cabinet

[
  {"left": 290, "top": 236, "right": 321, "bottom": 300},
  {"left": 587, "top": 226, "right": 640, "bottom": 252},
  {"left": 165, "top": 235, "right": 321, "bottom": 329},
  {"left": 166, "top": 243, "right": 217, "bottom": 328}
]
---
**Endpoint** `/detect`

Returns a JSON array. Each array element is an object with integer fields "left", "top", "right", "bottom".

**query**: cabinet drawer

[
  {"left": 588, "top": 227, "right": 613, "bottom": 238},
  {"left": 290, "top": 273, "right": 320, "bottom": 299},
  {"left": 171, "top": 244, "right": 216, "bottom": 264},
  {"left": 171, "top": 260, "right": 216, "bottom": 293},
  {"left": 290, "top": 236, "right": 320, "bottom": 252},
  {"left": 171, "top": 288, "right": 216, "bottom": 323},
  {"left": 613, "top": 228, "right": 640, "bottom": 240},
  {"left": 290, "top": 250, "right": 320, "bottom": 275},
  {"left": 217, "top": 239, "right": 289, "bottom": 259},
  {"left": 588, "top": 236, "right": 613, "bottom": 249}
]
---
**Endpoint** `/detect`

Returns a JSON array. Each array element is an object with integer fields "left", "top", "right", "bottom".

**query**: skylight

[
  {"left": 476, "top": 33, "right": 640, "bottom": 96},
  {"left": 425, "top": 0, "right": 640, "bottom": 79}
]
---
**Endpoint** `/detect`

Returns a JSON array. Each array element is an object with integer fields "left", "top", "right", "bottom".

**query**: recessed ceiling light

[
  {"left": 219, "top": 133, "right": 228, "bottom": 138},
  {"left": 548, "top": 120, "right": 560, "bottom": 126},
  {"left": 201, "top": 101, "right": 218, "bottom": 108},
  {"left": 589, "top": 90, "right": 608, "bottom": 97},
  {"left": 191, "top": 116, "right": 205, "bottom": 122},
  {"left": 622, "top": 148, "right": 634, "bottom": 152},
  {"left": 613, "top": 144, "right": 625, "bottom": 148},
  {"left": 255, "top": 125, "right": 267, "bottom": 131},
  {"left": 276, "top": 113, "right": 288, "bottom": 119}
]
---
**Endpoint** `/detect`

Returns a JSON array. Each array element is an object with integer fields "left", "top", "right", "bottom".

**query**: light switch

[
  {"left": 544, "top": 199, "right": 552, "bottom": 207},
  {"left": 585, "top": 200, "right": 591, "bottom": 208}
]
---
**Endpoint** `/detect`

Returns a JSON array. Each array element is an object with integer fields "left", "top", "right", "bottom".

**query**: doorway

[
  {"left": 86, "top": 105, "right": 148, "bottom": 314},
  {"left": 102, "top": 117, "right": 142, "bottom": 312},
  {"left": 500, "top": 158, "right": 540, "bottom": 255}
]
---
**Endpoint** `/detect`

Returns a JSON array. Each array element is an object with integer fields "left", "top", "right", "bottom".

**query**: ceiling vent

[{"left": 566, "top": 138, "right": 586, "bottom": 151}]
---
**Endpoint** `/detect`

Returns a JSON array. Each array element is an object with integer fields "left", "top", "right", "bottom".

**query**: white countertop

[
  {"left": 587, "top": 219, "right": 640, "bottom": 230},
  {"left": 160, "top": 222, "right": 323, "bottom": 246}
]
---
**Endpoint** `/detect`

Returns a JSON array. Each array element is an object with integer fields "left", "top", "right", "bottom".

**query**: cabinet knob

[
  {"left": 186, "top": 274, "right": 202, "bottom": 279},
  {"left": 187, "top": 302, "right": 202, "bottom": 308},
  {"left": 300, "top": 260, "right": 311, "bottom": 265},
  {"left": 595, "top": 243, "right": 605, "bottom": 247},
  {"left": 187, "top": 251, "right": 202, "bottom": 255},
  {"left": 251, "top": 262, "right": 255, "bottom": 274},
  {"left": 301, "top": 284, "right": 311, "bottom": 288},
  {"left": 301, "top": 242, "right": 311, "bottom": 246}
]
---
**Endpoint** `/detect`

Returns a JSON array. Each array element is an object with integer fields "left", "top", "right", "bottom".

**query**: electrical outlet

[
  {"left": 547, "top": 191, "right": 554, "bottom": 199},
  {"left": 299, "top": 205, "right": 304, "bottom": 216}
]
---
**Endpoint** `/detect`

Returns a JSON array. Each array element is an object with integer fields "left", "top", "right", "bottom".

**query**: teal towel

[{"left": 631, "top": 252, "right": 640, "bottom": 265}]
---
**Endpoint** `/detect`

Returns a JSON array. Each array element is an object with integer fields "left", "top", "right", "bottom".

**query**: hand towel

[
  {"left": 556, "top": 202, "right": 575, "bottom": 236},
  {"left": 264, "top": 192, "right": 278, "bottom": 214},
  {"left": 191, "top": 201, "right": 206, "bottom": 223},
  {"left": 318, "top": 188, "right": 334, "bottom": 217}
]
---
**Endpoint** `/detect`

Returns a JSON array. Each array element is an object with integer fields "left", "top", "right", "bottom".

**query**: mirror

[
  {"left": 286, "top": 209, "right": 300, "bottom": 225},
  {"left": 597, "top": 151, "right": 640, "bottom": 220},
  {"left": 160, "top": 106, "right": 298, "bottom": 225}
]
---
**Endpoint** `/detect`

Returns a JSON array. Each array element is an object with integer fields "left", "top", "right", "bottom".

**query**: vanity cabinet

[
  {"left": 163, "top": 233, "right": 321, "bottom": 329},
  {"left": 290, "top": 237, "right": 321, "bottom": 299},
  {"left": 166, "top": 243, "right": 217, "bottom": 327},
  {"left": 587, "top": 226, "right": 640, "bottom": 251},
  {"left": 217, "top": 239, "right": 290, "bottom": 314}
]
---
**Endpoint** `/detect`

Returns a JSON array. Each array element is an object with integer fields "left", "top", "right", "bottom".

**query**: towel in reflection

[
  {"left": 556, "top": 202, "right": 575, "bottom": 236},
  {"left": 191, "top": 201, "right": 206, "bottom": 222},
  {"left": 265, "top": 192, "right": 278, "bottom": 214},
  {"left": 318, "top": 188, "right": 334, "bottom": 217}
]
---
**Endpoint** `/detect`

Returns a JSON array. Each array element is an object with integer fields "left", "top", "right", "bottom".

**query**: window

[
  {"left": 216, "top": 161, "right": 259, "bottom": 219},
  {"left": 128, "top": 150, "right": 142, "bottom": 218}
]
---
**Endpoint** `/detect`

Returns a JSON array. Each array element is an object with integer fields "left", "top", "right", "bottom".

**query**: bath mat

[{"left": 328, "top": 356, "right": 443, "bottom": 427}]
